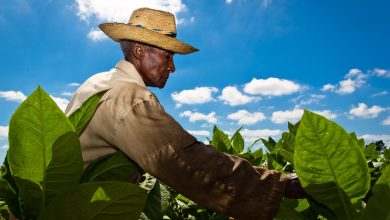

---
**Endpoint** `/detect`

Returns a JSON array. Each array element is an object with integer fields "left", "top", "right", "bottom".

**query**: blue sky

[{"left": 1, "top": 0, "right": 390, "bottom": 161}]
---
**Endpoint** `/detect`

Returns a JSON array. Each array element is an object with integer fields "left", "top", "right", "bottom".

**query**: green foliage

[
  {"left": 68, "top": 90, "right": 107, "bottom": 136},
  {"left": 140, "top": 174, "right": 172, "bottom": 220},
  {"left": 0, "top": 156, "right": 21, "bottom": 218},
  {"left": 38, "top": 181, "right": 147, "bottom": 220},
  {"left": 0, "top": 86, "right": 147, "bottom": 219},
  {"left": 0, "top": 87, "right": 388, "bottom": 220},
  {"left": 363, "top": 166, "right": 390, "bottom": 219},
  {"left": 8, "top": 86, "right": 83, "bottom": 218},
  {"left": 81, "top": 151, "right": 140, "bottom": 183},
  {"left": 295, "top": 110, "right": 370, "bottom": 219}
]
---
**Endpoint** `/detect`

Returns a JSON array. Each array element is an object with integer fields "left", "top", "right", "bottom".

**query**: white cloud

[
  {"left": 292, "top": 94, "right": 326, "bottom": 107},
  {"left": 360, "top": 134, "right": 390, "bottom": 144},
  {"left": 218, "top": 86, "right": 259, "bottom": 106},
  {"left": 322, "top": 68, "right": 368, "bottom": 95},
  {"left": 345, "top": 68, "right": 363, "bottom": 79},
  {"left": 187, "top": 130, "right": 210, "bottom": 136},
  {"left": 336, "top": 78, "right": 357, "bottom": 94},
  {"left": 227, "top": 110, "right": 266, "bottom": 125},
  {"left": 61, "top": 92, "right": 74, "bottom": 97},
  {"left": 313, "top": 110, "right": 337, "bottom": 120},
  {"left": 310, "top": 94, "right": 326, "bottom": 99},
  {"left": 1, "top": 144, "right": 8, "bottom": 150},
  {"left": 75, "top": 0, "right": 187, "bottom": 23},
  {"left": 243, "top": 77, "right": 301, "bottom": 96},
  {"left": 321, "top": 84, "right": 336, "bottom": 92},
  {"left": 240, "top": 128, "right": 282, "bottom": 143},
  {"left": 0, "top": 125, "right": 8, "bottom": 140},
  {"left": 271, "top": 108, "right": 303, "bottom": 124},
  {"left": 372, "top": 68, "right": 390, "bottom": 78},
  {"left": 171, "top": 87, "right": 218, "bottom": 107},
  {"left": 382, "top": 116, "right": 390, "bottom": 125},
  {"left": 349, "top": 103, "right": 385, "bottom": 119},
  {"left": 180, "top": 111, "right": 217, "bottom": 124},
  {"left": 226, "top": 0, "right": 233, "bottom": 4},
  {"left": 68, "top": 82, "right": 80, "bottom": 87},
  {"left": 0, "top": 90, "right": 27, "bottom": 103},
  {"left": 50, "top": 96, "right": 70, "bottom": 112},
  {"left": 372, "top": 91, "right": 388, "bottom": 97},
  {"left": 87, "top": 28, "right": 108, "bottom": 41}
]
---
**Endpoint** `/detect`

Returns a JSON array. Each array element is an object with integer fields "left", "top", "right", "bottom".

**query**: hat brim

[{"left": 99, "top": 23, "right": 199, "bottom": 55}]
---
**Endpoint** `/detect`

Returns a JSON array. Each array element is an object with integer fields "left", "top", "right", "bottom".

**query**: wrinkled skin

[{"left": 129, "top": 43, "right": 175, "bottom": 88}]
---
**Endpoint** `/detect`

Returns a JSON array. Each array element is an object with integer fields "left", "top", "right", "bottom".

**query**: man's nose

[{"left": 169, "top": 56, "right": 176, "bottom": 73}]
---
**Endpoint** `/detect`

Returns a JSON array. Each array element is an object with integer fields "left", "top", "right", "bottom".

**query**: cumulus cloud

[
  {"left": 313, "top": 110, "right": 337, "bottom": 120},
  {"left": 271, "top": 108, "right": 303, "bottom": 124},
  {"left": 371, "top": 68, "right": 390, "bottom": 78},
  {"left": 226, "top": 0, "right": 233, "bottom": 4},
  {"left": 0, "top": 90, "right": 27, "bottom": 103},
  {"left": 243, "top": 77, "right": 301, "bottom": 96},
  {"left": 218, "top": 86, "right": 259, "bottom": 106},
  {"left": 382, "top": 116, "right": 390, "bottom": 125},
  {"left": 321, "top": 84, "right": 336, "bottom": 92},
  {"left": 187, "top": 130, "right": 210, "bottom": 136},
  {"left": 50, "top": 96, "right": 70, "bottom": 112},
  {"left": 87, "top": 28, "right": 108, "bottom": 41},
  {"left": 180, "top": 111, "right": 217, "bottom": 124},
  {"left": 172, "top": 87, "right": 218, "bottom": 107},
  {"left": 240, "top": 128, "right": 282, "bottom": 143},
  {"left": 0, "top": 125, "right": 8, "bottom": 140},
  {"left": 322, "top": 68, "right": 368, "bottom": 95},
  {"left": 349, "top": 103, "right": 385, "bottom": 119},
  {"left": 227, "top": 110, "right": 266, "bottom": 125},
  {"left": 75, "top": 0, "right": 187, "bottom": 24}
]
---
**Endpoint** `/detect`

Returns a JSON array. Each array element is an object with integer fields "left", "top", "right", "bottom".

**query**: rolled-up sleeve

[{"left": 95, "top": 86, "right": 287, "bottom": 220}]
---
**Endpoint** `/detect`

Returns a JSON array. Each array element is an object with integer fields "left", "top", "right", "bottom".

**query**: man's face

[{"left": 139, "top": 45, "right": 175, "bottom": 88}]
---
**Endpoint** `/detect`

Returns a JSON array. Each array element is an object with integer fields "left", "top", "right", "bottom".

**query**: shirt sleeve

[{"left": 99, "top": 89, "right": 288, "bottom": 220}]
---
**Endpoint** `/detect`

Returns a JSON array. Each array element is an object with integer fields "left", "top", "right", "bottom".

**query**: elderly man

[{"left": 65, "top": 8, "right": 307, "bottom": 220}]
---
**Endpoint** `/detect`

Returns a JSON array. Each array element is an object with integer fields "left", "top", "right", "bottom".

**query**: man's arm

[{"left": 89, "top": 88, "right": 302, "bottom": 219}]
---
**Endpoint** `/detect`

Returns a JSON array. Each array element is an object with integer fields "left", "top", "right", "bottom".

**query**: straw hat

[{"left": 99, "top": 8, "right": 198, "bottom": 55}]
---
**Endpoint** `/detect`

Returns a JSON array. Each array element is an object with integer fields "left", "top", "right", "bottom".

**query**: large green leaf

[
  {"left": 363, "top": 143, "right": 380, "bottom": 161},
  {"left": 274, "top": 132, "right": 295, "bottom": 165},
  {"left": 364, "top": 166, "right": 390, "bottom": 220},
  {"left": 68, "top": 90, "right": 107, "bottom": 136},
  {"left": 7, "top": 86, "right": 83, "bottom": 218},
  {"left": 38, "top": 181, "right": 147, "bottom": 220},
  {"left": 211, "top": 126, "right": 230, "bottom": 153},
  {"left": 141, "top": 176, "right": 172, "bottom": 220},
  {"left": 261, "top": 137, "right": 277, "bottom": 152},
  {"left": 81, "top": 151, "right": 140, "bottom": 183},
  {"left": 295, "top": 110, "right": 370, "bottom": 219},
  {"left": 230, "top": 128, "right": 244, "bottom": 154}
]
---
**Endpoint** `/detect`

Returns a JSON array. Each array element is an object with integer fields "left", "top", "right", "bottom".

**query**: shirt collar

[{"left": 114, "top": 59, "right": 146, "bottom": 87}]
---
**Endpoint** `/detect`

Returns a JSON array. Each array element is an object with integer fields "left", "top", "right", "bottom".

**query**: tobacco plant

[{"left": 0, "top": 86, "right": 389, "bottom": 220}]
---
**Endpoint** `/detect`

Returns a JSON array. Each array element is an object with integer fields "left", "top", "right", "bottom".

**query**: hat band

[{"left": 129, "top": 22, "right": 177, "bottom": 38}]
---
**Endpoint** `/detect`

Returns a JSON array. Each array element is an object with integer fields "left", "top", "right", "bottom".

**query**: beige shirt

[{"left": 66, "top": 60, "right": 287, "bottom": 220}]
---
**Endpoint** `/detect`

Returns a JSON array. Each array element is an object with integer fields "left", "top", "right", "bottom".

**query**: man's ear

[{"left": 132, "top": 43, "right": 143, "bottom": 60}]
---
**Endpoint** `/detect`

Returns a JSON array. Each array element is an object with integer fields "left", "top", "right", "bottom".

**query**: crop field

[{"left": 0, "top": 87, "right": 389, "bottom": 220}]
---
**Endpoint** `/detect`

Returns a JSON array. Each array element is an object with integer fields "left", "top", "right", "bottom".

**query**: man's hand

[{"left": 284, "top": 173, "right": 310, "bottom": 199}]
